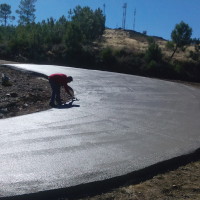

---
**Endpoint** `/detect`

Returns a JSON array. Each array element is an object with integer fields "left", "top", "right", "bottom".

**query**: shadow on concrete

[{"left": 56, "top": 102, "right": 80, "bottom": 109}]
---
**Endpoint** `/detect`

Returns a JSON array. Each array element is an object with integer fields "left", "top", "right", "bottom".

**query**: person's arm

[{"left": 64, "top": 84, "right": 74, "bottom": 98}]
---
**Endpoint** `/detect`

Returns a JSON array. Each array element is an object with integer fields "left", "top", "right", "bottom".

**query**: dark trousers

[{"left": 49, "top": 80, "right": 61, "bottom": 104}]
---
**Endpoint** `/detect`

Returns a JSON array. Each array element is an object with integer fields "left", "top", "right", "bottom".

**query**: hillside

[{"left": 100, "top": 28, "right": 195, "bottom": 61}]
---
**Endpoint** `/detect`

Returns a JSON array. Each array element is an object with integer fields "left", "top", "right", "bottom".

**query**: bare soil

[
  {"left": 0, "top": 64, "right": 70, "bottom": 118},
  {"left": 0, "top": 65, "right": 51, "bottom": 118},
  {"left": 75, "top": 159, "right": 200, "bottom": 200},
  {"left": 0, "top": 63, "right": 199, "bottom": 200}
]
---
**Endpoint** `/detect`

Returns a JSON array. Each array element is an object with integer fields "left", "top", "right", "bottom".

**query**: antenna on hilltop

[
  {"left": 103, "top": 4, "right": 106, "bottom": 16},
  {"left": 122, "top": 3, "right": 127, "bottom": 29},
  {"left": 133, "top": 8, "right": 136, "bottom": 31}
]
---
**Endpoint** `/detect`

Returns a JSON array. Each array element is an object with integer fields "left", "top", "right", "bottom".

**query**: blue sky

[{"left": 2, "top": 0, "right": 200, "bottom": 40}]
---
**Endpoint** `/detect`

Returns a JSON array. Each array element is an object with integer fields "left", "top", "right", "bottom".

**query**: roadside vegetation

[
  {"left": 0, "top": 0, "right": 200, "bottom": 82},
  {"left": 76, "top": 160, "right": 200, "bottom": 200},
  {"left": 0, "top": 1, "right": 105, "bottom": 67}
]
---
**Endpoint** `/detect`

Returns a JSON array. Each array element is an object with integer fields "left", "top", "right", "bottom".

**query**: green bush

[
  {"left": 0, "top": 6, "right": 106, "bottom": 64},
  {"left": 146, "top": 60, "right": 158, "bottom": 71},
  {"left": 189, "top": 51, "right": 199, "bottom": 61},
  {"left": 174, "top": 63, "right": 183, "bottom": 74},
  {"left": 145, "top": 41, "right": 162, "bottom": 63},
  {"left": 165, "top": 41, "right": 175, "bottom": 50},
  {"left": 100, "top": 47, "right": 116, "bottom": 65},
  {"left": 114, "top": 48, "right": 143, "bottom": 74}
]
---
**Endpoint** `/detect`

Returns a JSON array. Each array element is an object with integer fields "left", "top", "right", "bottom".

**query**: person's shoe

[
  {"left": 56, "top": 101, "right": 63, "bottom": 106},
  {"left": 49, "top": 102, "right": 56, "bottom": 107}
]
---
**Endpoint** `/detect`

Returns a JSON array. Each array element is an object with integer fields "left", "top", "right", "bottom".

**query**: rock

[
  {"left": 6, "top": 93, "right": 11, "bottom": 97},
  {"left": 2, "top": 73, "right": 12, "bottom": 86},
  {"left": 23, "top": 103, "right": 28, "bottom": 108},
  {"left": 10, "top": 93, "right": 18, "bottom": 97},
  {"left": 0, "top": 108, "right": 8, "bottom": 114}
]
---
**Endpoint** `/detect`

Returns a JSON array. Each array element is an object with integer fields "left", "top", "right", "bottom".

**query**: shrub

[
  {"left": 100, "top": 47, "right": 116, "bottom": 65},
  {"left": 165, "top": 41, "right": 175, "bottom": 50},
  {"left": 145, "top": 41, "right": 162, "bottom": 63},
  {"left": 114, "top": 48, "right": 143, "bottom": 74},
  {"left": 189, "top": 51, "right": 199, "bottom": 61}
]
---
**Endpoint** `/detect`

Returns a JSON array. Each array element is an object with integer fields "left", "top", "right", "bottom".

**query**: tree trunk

[
  {"left": 4, "top": 16, "right": 6, "bottom": 26},
  {"left": 170, "top": 45, "right": 178, "bottom": 59}
]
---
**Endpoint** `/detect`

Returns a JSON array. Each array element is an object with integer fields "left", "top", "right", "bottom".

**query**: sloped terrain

[
  {"left": 101, "top": 29, "right": 195, "bottom": 61},
  {"left": 0, "top": 65, "right": 51, "bottom": 118},
  {"left": 77, "top": 159, "right": 200, "bottom": 200}
]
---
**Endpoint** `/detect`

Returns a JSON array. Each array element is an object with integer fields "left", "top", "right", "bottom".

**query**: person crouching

[{"left": 48, "top": 73, "right": 73, "bottom": 107}]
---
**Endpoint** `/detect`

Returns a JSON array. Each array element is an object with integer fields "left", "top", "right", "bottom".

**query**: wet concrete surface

[{"left": 0, "top": 64, "right": 200, "bottom": 198}]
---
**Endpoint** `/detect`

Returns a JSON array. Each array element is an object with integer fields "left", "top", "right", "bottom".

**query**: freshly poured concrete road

[{"left": 0, "top": 64, "right": 200, "bottom": 198}]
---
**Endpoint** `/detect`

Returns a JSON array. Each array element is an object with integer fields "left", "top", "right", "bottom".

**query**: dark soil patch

[{"left": 0, "top": 65, "right": 52, "bottom": 118}]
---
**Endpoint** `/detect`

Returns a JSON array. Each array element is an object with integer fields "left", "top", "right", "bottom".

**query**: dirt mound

[{"left": 0, "top": 66, "right": 52, "bottom": 118}]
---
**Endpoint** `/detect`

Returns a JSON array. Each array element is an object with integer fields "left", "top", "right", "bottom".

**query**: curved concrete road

[{"left": 0, "top": 64, "right": 200, "bottom": 198}]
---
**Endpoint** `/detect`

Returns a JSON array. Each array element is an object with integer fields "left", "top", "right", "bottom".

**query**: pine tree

[
  {"left": 171, "top": 21, "right": 192, "bottom": 59},
  {"left": 0, "top": 4, "right": 15, "bottom": 26},
  {"left": 16, "top": 0, "right": 37, "bottom": 25}
]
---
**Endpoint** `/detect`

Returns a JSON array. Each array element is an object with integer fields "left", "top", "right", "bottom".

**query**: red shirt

[{"left": 49, "top": 74, "right": 69, "bottom": 91}]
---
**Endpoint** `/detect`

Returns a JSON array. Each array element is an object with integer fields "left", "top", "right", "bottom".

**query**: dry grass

[
  {"left": 74, "top": 160, "right": 200, "bottom": 200},
  {"left": 100, "top": 29, "right": 195, "bottom": 62}
]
